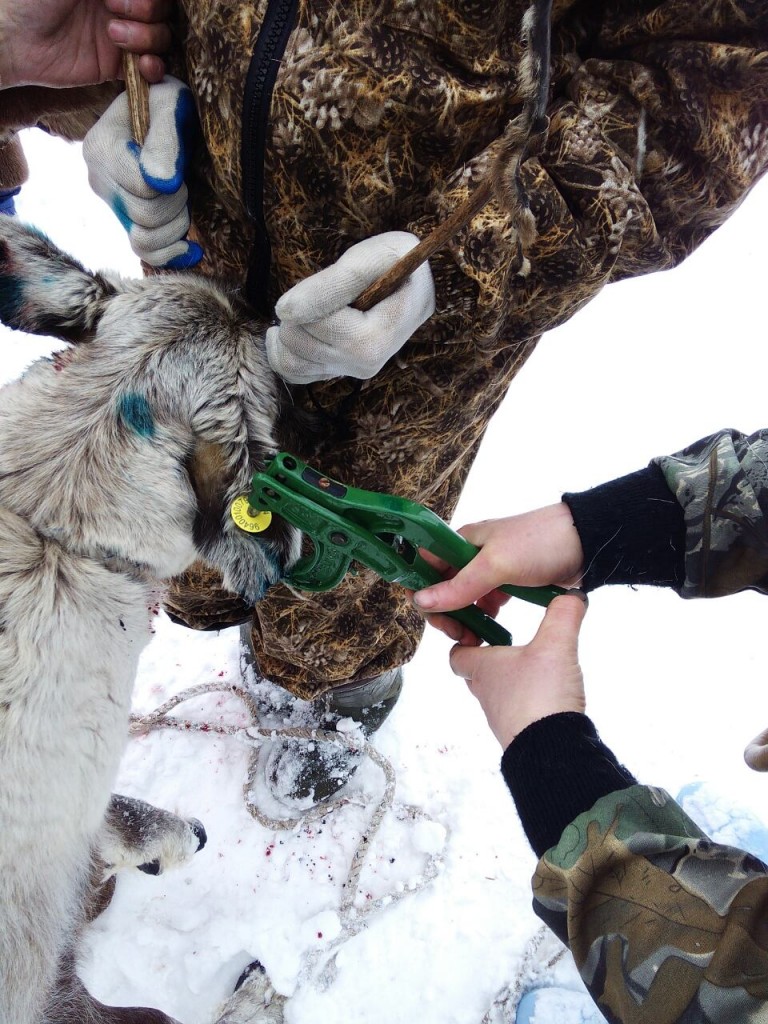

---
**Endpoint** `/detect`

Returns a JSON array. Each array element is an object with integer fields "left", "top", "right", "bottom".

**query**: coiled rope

[{"left": 129, "top": 680, "right": 447, "bottom": 996}]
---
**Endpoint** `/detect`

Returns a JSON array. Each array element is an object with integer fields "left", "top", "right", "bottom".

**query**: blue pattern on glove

[
  {"left": 112, "top": 192, "right": 133, "bottom": 233},
  {"left": 139, "top": 87, "right": 198, "bottom": 195},
  {"left": 111, "top": 180, "right": 203, "bottom": 269},
  {"left": 84, "top": 78, "right": 205, "bottom": 270},
  {"left": 164, "top": 242, "right": 205, "bottom": 269},
  {"left": 0, "top": 187, "right": 21, "bottom": 216}
]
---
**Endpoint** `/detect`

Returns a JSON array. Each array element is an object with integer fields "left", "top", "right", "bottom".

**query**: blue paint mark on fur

[
  {"left": 118, "top": 393, "right": 155, "bottom": 437},
  {"left": 26, "top": 224, "right": 52, "bottom": 244},
  {"left": 0, "top": 273, "right": 24, "bottom": 324},
  {"left": 245, "top": 548, "right": 284, "bottom": 603}
]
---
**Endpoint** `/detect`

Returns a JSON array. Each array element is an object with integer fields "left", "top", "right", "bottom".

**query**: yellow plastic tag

[{"left": 230, "top": 496, "right": 272, "bottom": 534}]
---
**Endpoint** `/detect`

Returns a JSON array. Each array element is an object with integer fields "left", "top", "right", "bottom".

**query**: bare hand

[
  {"left": 450, "top": 593, "right": 587, "bottom": 749},
  {"left": 0, "top": 0, "right": 173, "bottom": 89},
  {"left": 413, "top": 502, "right": 584, "bottom": 645}
]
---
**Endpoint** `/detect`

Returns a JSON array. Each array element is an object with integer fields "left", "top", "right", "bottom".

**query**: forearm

[
  {"left": 656, "top": 428, "right": 768, "bottom": 598},
  {"left": 0, "top": 83, "right": 116, "bottom": 203},
  {"left": 501, "top": 712, "right": 636, "bottom": 857},
  {"left": 503, "top": 719, "right": 768, "bottom": 1021},
  {"left": 563, "top": 463, "right": 686, "bottom": 593},
  {"left": 528, "top": 782, "right": 768, "bottom": 1022},
  {"left": 563, "top": 428, "right": 768, "bottom": 599}
]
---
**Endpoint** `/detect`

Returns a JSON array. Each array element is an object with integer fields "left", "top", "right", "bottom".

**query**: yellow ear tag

[{"left": 230, "top": 496, "right": 273, "bottom": 534}]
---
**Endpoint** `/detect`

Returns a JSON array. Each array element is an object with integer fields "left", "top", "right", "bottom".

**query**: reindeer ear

[
  {"left": 185, "top": 438, "right": 232, "bottom": 555},
  {"left": 0, "top": 216, "right": 115, "bottom": 343}
]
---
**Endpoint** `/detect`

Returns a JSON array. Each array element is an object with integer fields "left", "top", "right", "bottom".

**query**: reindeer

[{"left": 0, "top": 215, "right": 302, "bottom": 1024}]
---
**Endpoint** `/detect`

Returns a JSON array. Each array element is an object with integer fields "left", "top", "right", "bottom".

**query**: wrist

[
  {"left": 563, "top": 465, "right": 685, "bottom": 592},
  {"left": 501, "top": 713, "right": 637, "bottom": 857},
  {"left": 544, "top": 502, "right": 585, "bottom": 584},
  {"left": 494, "top": 695, "right": 586, "bottom": 750}
]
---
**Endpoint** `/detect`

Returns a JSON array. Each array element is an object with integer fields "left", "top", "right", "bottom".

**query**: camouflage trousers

[{"left": 165, "top": 329, "right": 536, "bottom": 698}]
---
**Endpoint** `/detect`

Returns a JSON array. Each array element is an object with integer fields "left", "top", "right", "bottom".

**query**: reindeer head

[{"left": 0, "top": 216, "right": 302, "bottom": 604}]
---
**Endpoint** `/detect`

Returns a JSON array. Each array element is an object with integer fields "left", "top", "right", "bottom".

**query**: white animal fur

[{"left": 0, "top": 216, "right": 301, "bottom": 1024}]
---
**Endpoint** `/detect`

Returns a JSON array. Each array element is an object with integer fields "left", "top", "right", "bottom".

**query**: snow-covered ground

[{"left": 7, "top": 128, "right": 768, "bottom": 1023}]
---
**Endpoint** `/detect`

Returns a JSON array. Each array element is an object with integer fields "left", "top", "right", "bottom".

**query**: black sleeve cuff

[
  {"left": 563, "top": 463, "right": 685, "bottom": 593},
  {"left": 501, "top": 712, "right": 637, "bottom": 857}
]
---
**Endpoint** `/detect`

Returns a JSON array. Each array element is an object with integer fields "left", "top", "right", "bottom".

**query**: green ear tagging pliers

[{"left": 230, "top": 452, "right": 566, "bottom": 646}]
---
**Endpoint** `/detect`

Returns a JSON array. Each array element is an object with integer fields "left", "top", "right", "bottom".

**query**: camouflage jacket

[
  {"left": 173, "top": 0, "right": 768, "bottom": 342},
  {"left": 533, "top": 783, "right": 768, "bottom": 1022},
  {"left": 656, "top": 429, "right": 768, "bottom": 599},
  {"left": 139, "top": 1, "right": 768, "bottom": 681},
  {"left": 564, "top": 428, "right": 768, "bottom": 601},
  {"left": 504, "top": 713, "right": 768, "bottom": 1022},
  {"left": 536, "top": 430, "right": 768, "bottom": 1019},
  {"left": 9, "top": 0, "right": 768, "bottom": 340}
]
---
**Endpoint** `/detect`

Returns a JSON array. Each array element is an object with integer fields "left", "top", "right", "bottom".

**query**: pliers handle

[{"left": 243, "top": 453, "right": 566, "bottom": 646}]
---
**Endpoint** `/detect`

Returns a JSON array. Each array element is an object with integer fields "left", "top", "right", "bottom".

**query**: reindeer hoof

[
  {"left": 215, "top": 960, "right": 286, "bottom": 1023},
  {"left": 138, "top": 859, "right": 161, "bottom": 876},
  {"left": 137, "top": 819, "right": 206, "bottom": 874},
  {"left": 190, "top": 818, "right": 208, "bottom": 851},
  {"left": 235, "top": 960, "right": 264, "bottom": 991}
]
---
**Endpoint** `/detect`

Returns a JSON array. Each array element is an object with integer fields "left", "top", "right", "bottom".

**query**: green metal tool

[{"left": 237, "top": 453, "right": 566, "bottom": 646}]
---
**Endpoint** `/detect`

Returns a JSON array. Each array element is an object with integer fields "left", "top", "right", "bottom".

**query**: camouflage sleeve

[
  {"left": 654, "top": 428, "right": 768, "bottom": 598},
  {"left": 412, "top": 3, "right": 768, "bottom": 344},
  {"left": 533, "top": 784, "right": 768, "bottom": 1022}
]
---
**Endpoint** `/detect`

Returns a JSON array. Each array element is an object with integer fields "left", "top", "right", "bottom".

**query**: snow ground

[{"left": 6, "top": 128, "right": 768, "bottom": 1023}]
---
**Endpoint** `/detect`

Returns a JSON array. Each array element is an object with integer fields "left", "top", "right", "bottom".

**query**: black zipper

[{"left": 242, "top": 0, "right": 300, "bottom": 316}]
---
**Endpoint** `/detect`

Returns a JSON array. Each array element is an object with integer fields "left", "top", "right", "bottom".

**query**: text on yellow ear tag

[{"left": 230, "top": 496, "right": 273, "bottom": 534}]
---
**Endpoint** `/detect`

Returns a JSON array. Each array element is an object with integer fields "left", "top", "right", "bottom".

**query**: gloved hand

[
  {"left": 83, "top": 76, "right": 203, "bottom": 269},
  {"left": 265, "top": 231, "right": 435, "bottom": 384},
  {"left": 0, "top": 187, "right": 20, "bottom": 216}
]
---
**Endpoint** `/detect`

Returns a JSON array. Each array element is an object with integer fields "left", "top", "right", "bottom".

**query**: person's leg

[
  {"left": 242, "top": 624, "right": 403, "bottom": 806},
  {"left": 165, "top": 333, "right": 531, "bottom": 807}
]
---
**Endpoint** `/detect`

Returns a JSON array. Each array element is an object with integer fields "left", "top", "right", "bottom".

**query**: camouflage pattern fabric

[
  {"left": 17, "top": 2, "right": 768, "bottom": 695},
  {"left": 533, "top": 784, "right": 768, "bottom": 1023},
  {"left": 164, "top": 0, "right": 768, "bottom": 696},
  {"left": 656, "top": 429, "right": 768, "bottom": 600}
]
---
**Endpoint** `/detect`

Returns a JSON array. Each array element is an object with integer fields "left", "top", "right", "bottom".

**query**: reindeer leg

[
  {"left": 43, "top": 952, "right": 181, "bottom": 1024},
  {"left": 212, "top": 962, "right": 287, "bottom": 1024},
  {"left": 98, "top": 795, "right": 207, "bottom": 880},
  {"left": 48, "top": 798, "right": 209, "bottom": 1022},
  {"left": 85, "top": 795, "right": 206, "bottom": 927}
]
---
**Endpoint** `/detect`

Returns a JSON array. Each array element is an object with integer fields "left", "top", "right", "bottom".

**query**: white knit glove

[
  {"left": 83, "top": 77, "right": 203, "bottom": 269},
  {"left": 265, "top": 232, "right": 435, "bottom": 384}
]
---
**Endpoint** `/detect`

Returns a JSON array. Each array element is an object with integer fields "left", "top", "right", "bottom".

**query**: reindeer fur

[
  {"left": 0, "top": 215, "right": 302, "bottom": 1023},
  {"left": 0, "top": 84, "right": 117, "bottom": 191}
]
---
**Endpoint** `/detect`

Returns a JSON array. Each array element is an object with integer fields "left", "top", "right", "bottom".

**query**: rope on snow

[{"left": 129, "top": 679, "right": 447, "bottom": 1001}]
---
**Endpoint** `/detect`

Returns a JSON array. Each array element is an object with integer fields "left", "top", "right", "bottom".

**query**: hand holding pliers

[{"left": 232, "top": 453, "right": 567, "bottom": 646}]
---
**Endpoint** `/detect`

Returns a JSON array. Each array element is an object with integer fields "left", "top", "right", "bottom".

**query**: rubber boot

[
  {"left": 261, "top": 667, "right": 403, "bottom": 807},
  {"left": 240, "top": 626, "right": 403, "bottom": 810}
]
